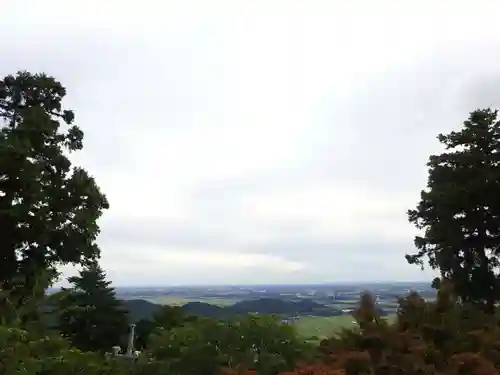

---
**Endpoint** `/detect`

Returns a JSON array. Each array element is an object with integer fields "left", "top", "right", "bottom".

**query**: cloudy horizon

[{"left": 3, "top": 0, "right": 500, "bottom": 286}]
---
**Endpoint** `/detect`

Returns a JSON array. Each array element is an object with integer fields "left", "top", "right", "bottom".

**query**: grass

[
  {"left": 139, "top": 295, "right": 398, "bottom": 341},
  {"left": 294, "top": 315, "right": 359, "bottom": 339},
  {"left": 293, "top": 314, "right": 397, "bottom": 339}
]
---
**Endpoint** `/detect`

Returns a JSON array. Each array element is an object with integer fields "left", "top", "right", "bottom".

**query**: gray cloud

[
  {"left": 2, "top": 0, "right": 500, "bottom": 285},
  {"left": 96, "top": 212, "right": 431, "bottom": 282}
]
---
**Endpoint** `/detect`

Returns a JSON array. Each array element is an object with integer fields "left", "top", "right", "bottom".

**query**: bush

[
  {"left": 278, "top": 280, "right": 500, "bottom": 375},
  {"left": 0, "top": 324, "right": 160, "bottom": 375},
  {"left": 147, "top": 315, "right": 315, "bottom": 375},
  {"left": 6, "top": 280, "right": 500, "bottom": 375}
]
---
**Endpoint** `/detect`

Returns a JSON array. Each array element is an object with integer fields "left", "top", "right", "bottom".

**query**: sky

[{"left": 3, "top": 0, "right": 500, "bottom": 286}]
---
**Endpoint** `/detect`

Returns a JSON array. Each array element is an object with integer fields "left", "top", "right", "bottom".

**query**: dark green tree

[
  {"left": 0, "top": 71, "right": 109, "bottom": 304},
  {"left": 57, "top": 262, "right": 129, "bottom": 353},
  {"left": 147, "top": 314, "right": 312, "bottom": 375},
  {"left": 135, "top": 305, "right": 198, "bottom": 349},
  {"left": 407, "top": 108, "right": 500, "bottom": 312}
]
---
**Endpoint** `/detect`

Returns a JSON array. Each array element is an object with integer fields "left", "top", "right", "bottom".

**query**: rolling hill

[{"left": 122, "top": 297, "right": 345, "bottom": 322}]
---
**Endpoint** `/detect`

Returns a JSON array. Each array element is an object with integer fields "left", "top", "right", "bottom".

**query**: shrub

[{"left": 277, "top": 281, "right": 500, "bottom": 375}]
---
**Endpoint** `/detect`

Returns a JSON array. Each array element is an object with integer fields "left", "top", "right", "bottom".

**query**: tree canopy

[
  {"left": 0, "top": 71, "right": 109, "bottom": 301},
  {"left": 56, "top": 262, "right": 129, "bottom": 353},
  {"left": 407, "top": 108, "right": 500, "bottom": 311}
]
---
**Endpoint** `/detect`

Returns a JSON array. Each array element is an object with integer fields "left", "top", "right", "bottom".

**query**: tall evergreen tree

[
  {"left": 57, "top": 262, "right": 129, "bottom": 352},
  {"left": 0, "top": 71, "right": 109, "bottom": 306},
  {"left": 407, "top": 108, "right": 500, "bottom": 312}
]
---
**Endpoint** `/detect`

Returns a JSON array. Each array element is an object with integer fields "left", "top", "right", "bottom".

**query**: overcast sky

[{"left": 3, "top": 1, "right": 500, "bottom": 286}]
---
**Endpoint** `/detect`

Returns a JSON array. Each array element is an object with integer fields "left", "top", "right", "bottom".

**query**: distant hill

[
  {"left": 124, "top": 299, "right": 163, "bottom": 322},
  {"left": 123, "top": 297, "right": 344, "bottom": 322},
  {"left": 229, "top": 298, "right": 337, "bottom": 316},
  {"left": 181, "top": 301, "right": 226, "bottom": 318}
]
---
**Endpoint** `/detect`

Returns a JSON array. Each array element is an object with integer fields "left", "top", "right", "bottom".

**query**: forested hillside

[{"left": 123, "top": 297, "right": 345, "bottom": 322}]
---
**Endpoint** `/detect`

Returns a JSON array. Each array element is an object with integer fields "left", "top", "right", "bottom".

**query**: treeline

[{"left": 4, "top": 71, "right": 500, "bottom": 374}]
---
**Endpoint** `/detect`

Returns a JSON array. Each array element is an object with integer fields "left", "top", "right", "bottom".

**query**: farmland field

[
  {"left": 293, "top": 314, "right": 397, "bottom": 339},
  {"left": 110, "top": 282, "right": 432, "bottom": 339},
  {"left": 145, "top": 295, "right": 239, "bottom": 306},
  {"left": 293, "top": 315, "right": 358, "bottom": 338}
]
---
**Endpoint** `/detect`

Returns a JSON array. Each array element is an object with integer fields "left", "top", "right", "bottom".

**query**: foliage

[
  {"left": 0, "top": 268, "right": 57, "bottom": 328},
  {"left": 0, "top": 71, "right": 109, "bottom": 306},
  {"left": 148, "top": 314, "right": 315, "bottom": 375},
  {"left": 276, "top": 282, "right": 500, "bottom": 375},
  {"left": 55, "top": 262, "right": 129, "bottom": 353},
  {"left": 10, "top": 285, "right": 500, "bottom": 375},
  {"left": 407, "top": 108, "right": 500, "bottom": 311},
  {"left": 135, "top": 305, "right": 198, "bottom": 349},
  {"left": 0, "top": 324, "right": 135, "bottom": 375}
]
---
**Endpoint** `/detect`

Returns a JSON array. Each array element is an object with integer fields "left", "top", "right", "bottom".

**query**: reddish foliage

[
  {"left": 282, "top": 280, "right": 500, "bottom": 375},
  {"left": 223, "top": 280, "right": 500, "bottom": 375}
]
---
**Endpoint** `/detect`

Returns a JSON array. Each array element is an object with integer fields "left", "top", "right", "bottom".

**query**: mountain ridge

[{"left": 123, "top": 297, "right": 351, "bottom": 322}]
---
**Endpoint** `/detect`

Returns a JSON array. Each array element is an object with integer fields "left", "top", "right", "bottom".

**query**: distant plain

[{"left": 115, "top": 283, "right": 430, "bottom": 339}]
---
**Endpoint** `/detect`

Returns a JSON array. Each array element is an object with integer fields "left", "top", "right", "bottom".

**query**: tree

[
  {"left": 0, "top": 268, "right": 57, "bottom": 328},
  {"left": 135, "top": 305, "right": 197, "bottom": 349},
  {"left": 147, "top": 315, "right": 313, "bottom": 375},
  {"left": 289, "top": 289, "right": 500, "bottom": 375},
  {"left": 407, "top": 108, "right": 500, "bottom": 312},
  {"left": 57, "top": 262, "right": 129, "bottom": 353},
  {"left": 0, "top": 71, "right": 109, "bottom": 302},
  {"left": 0, "top": 322, "right": 157, "bottom": 375}
]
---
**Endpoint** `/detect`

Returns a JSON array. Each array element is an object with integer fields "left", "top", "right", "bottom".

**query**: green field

[
  {"left": 138, "top": 295, "right": 397, "bottom": 340},
  {"left": 293, "top": 314, "right": 397, "bottom": 339},
  {"left": 145, "top": 295, "right": 239, "bottom": 306},
  {"left": 329, "top": 300, "right": 359, "bottom": 304},
  {"left": 293, "top": 316, "right": 358, "bottom": 338}
]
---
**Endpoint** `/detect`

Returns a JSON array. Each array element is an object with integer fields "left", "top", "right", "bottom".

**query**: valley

[{"left": 113, "top": 282, "right": 434, "bottom": 340}]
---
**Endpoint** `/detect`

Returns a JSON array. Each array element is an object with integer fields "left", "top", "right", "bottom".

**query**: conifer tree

[
  {"left": 57, "top": 262, "right": 128, "bottom": 353},
  {"left": 407, "top": 108, "right": 500, "bottom": 312}
]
